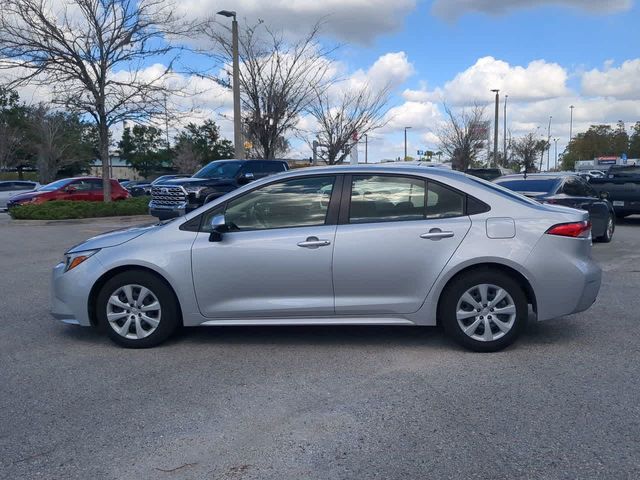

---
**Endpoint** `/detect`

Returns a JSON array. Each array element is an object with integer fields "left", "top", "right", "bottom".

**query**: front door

[
  {"left": 333, "top": 175, "right": 471, "bottom": 315},
  {"left": 191, "top": 175, "right": 340, "bottom": 318}
]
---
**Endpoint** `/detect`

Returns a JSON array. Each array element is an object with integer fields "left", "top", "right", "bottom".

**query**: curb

[{"left": 7, "top": 215, "right": 156, "bottom": 226}]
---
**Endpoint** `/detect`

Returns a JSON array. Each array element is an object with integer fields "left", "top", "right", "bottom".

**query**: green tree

[
  {"left": 561, "top": 124, "right": 619, "bottom": 170},
  {"left": 172, "top": 120, "right": 233, "bottom": 172},
  {"left": 28, "top": 106, "right": 93, "bottom": 183},
  {"left": 628, "top": 122, "right": 640, "bottom": 159},
  {"left": 118, "top": 125, "right": 166, "bottom": 178},
  {"left": 612, "top": 121, "right": 629, "bottom": 157},
  {"left": 0, "top": 86, "right": 31, "bottom": 177},
  {"left": 511, "top": 133, "right": 546, "bottom": 173}
]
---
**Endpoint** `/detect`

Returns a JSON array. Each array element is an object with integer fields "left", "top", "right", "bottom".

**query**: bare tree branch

[
  {"left": 437, "top": 103, "right": 488, "bottom": 171},
  {"left": 307, "top": 82, "right": 391, "bottom": 165}
]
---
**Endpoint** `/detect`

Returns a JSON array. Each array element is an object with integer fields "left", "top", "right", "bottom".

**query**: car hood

[
  {"left": 66, "top": 222, "right": 162, "bottom": 253},
  {"left": 157, "top": 177, "right": 232, "bottom": 188},
  {"left": 9, "top": 190, "right": 47, "bottom": 201}
]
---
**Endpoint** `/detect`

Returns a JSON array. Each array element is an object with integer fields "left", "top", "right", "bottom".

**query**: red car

[{"left": 6, "top": 177, "right": 129, "bottom": 208}]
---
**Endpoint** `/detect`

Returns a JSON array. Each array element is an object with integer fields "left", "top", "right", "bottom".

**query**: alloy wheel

[
  {"left": 106, "top": 284, "right": 161, "bottom": 339},
  {"left": 455, "top": 283, "right": 517, "bottom": 342}
]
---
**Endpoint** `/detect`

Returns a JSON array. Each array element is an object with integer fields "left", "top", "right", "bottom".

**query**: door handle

[
  {"left": 420, "top": 229, "right": 454, "bottom": 240},
  {"left": 297, "top": 237, "right": 331, "bottom": 248}
]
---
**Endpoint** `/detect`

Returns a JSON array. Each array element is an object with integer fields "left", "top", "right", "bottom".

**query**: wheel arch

[
  {"left": 434, "top": 262, "right": 537, "bottom": 324},
  {"left": 87, "top": 265, "right": 183, "bottom": 327}
]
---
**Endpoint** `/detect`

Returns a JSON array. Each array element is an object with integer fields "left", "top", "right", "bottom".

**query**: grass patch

[{"left": 9, "top": 197, "right": 150, "bottom": 220}]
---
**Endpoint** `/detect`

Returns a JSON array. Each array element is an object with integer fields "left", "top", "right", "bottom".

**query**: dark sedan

[{"left": 494, "top": 173, "right": 615, "bottom": 243}]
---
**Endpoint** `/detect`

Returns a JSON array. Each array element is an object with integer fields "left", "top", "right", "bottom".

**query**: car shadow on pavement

[
  {"left": 56, "top": 314, "right": 584, "bottom": 351},
  {"left": 617, "top": 215, "right": 640, "bottom": 226}
]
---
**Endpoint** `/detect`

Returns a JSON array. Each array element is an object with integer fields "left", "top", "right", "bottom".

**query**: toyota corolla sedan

[{"left": 51, "top": 165, "right": 601, "bottom": 352}]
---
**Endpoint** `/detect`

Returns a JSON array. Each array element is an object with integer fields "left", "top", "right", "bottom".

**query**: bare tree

[
  {"left": 201, "top": 21, "right": 335, "bottom": 159},
  {"left": 308, "top": 83, "right": 391, "bottom": 165},
  {"left": 0, "top": 0, "right": 194, "bottom": 201},
  {"left": 437, "top": 104, "right": 488, "bottom": 171},
  {"left": 172, "top": 143, "right": 202, "bottom": 174},
  {"left": 511, "top": 133, "right": 547, "bottom": 174}
]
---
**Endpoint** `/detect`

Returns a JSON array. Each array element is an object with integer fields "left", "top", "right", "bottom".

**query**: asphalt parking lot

[{"left": 1, "top": 212, "right": 639, "bottom": 479}]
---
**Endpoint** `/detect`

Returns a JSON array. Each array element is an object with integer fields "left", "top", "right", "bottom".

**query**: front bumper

[
  {"left": 50, "top": 256, "right": 106, "bottom": 326},
  {"left": 148, "top": 200, "right": 192, "bottom": 219}
]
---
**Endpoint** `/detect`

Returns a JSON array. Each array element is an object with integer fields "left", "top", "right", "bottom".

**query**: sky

[{"left": 6, "top": 0, "right": 640, "bottom": 164}]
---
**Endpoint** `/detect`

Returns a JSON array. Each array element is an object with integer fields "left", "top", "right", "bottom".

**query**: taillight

[{"left": 545, "top": 221, "right": 591, "bottom": 238}]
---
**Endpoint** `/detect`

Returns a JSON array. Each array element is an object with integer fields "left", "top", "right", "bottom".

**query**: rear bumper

[{"left": 525, "top": 236, "right": 602, "bottom": 321}]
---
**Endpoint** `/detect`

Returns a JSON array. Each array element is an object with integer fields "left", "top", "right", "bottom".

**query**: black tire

[
  {"left": 595, "top": 214, "right": 615, "bottom": 243},
  {"left": 96, "top": 270, "right": 180, "bottom": 348},
  {"left": 439, "top": 269, "right": 528, "bottom": 352}
]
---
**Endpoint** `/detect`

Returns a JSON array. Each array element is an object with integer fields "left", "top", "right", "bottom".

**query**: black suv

[{"left": 149, "top": 159, "right": 288, "bottom": 219}]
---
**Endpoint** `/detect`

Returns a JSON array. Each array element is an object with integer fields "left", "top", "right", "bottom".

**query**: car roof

[{"left": 496, "top": 172, "right": 576, "bottom": 181}]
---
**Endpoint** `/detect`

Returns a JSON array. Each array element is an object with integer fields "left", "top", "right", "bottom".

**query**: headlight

[
  {"left": 184, "top": 186, "right": 207, "bottom": 197},
  {"left": 64, "top": 249, "right": 100, "bottom": 272}
]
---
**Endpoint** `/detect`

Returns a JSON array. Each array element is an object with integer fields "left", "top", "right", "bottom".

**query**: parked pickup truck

[
  {"left": 149, "top": 159, "right": 289, "bottom": 219},
  {"left": 588, "top": 165, "right": 640, "bottom": 218}
]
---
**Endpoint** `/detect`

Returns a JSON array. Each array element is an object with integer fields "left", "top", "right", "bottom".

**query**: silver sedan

[{"left": 51, "top": 164, "right": 601, "bottom": 351}]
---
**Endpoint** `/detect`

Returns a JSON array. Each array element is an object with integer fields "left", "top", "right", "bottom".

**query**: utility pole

[
  {"left": 163, "top": 93, "right": 170, "bottom": 150},
  {"left": 553, "top": 138, "right": 558, "bottom": 170},
  {"left": 217, "top": 10, "right": 244, "bottom": 159},
  {"left": 547, "top": 115, "right": 552, "bottom": 171},
  {"left": 364, "top": 133, "right": 368, "bottom": 164},
  {"left": 569, "top": 105, "right": 574, "bottom": 143},
  {"left": 404, "top": 127, "right": 411, "bottom": 160},
  {"left": 503, "top": 94, "right": 508, "bottom": 165},
  {"left": 491, "top": 89, "right": 499, "bottom": 167}
]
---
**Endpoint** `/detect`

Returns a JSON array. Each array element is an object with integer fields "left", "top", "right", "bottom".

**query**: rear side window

[
  {"left": 349, "top": 175, "right": 426, "bottom": 224},
  {"left": 426, "top": 182, "right": 465, "bottom": 219},
  {"left": 495, "top": 179, "right": 558, "bottom": 193}
]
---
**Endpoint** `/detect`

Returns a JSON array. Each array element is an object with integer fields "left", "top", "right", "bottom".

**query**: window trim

[
  {"left": 184, "top": 173, "right": 344, "bottom": 233},
  {"left": 338, "top": 173, "right": 472, "bottom": 225}
]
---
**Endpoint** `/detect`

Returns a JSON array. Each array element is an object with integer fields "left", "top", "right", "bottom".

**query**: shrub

[{"left": 8, "top": 197, "right": 150, "bottom": 220}]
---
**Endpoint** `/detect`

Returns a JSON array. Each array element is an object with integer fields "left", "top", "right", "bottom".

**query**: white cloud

[
  {"left": 382, "top": 100, "right": 442, "bottom": 133},
  {"left": 432, "top": 0, "right": 632, "bottom": 21},
  {"left": 173, "top": 0, "right": 416, "bottom": 44},
  {"left": 342, "top": 51, "right": 414, "bottom": 95},
  {"left": 581, "top": 59, "right": 640, "bottom": 100},
  {"left": 427, "top": 56, "right": 570, "bottom": 105}
]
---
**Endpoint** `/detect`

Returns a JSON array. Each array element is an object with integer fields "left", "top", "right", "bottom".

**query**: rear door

[{"left": 332, "top": 174, "right": 471, "bottom": 315}]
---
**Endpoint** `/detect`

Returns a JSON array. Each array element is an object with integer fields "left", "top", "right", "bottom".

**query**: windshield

[
  {"left": 193, "top": 162, "right": 241, "bottom": 179},
  {"left": 37, "top": 179, "right": 72, "bottom": 191},
  {"left": 494, "top": 179, "right": 559, "bottom": 194}
]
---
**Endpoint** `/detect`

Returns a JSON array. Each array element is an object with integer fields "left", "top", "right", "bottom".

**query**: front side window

[
  {"left": 349, "top": 175, "right": 426, "bottom": 224},
  {"left": 224, "top": 176, "right": 336, "bottom": 231}
]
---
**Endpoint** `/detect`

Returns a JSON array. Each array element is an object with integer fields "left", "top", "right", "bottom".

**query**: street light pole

[
  {"left": 553, "top": 138, "right": 558, "bottom": 170},
  {"left": 546, "top": 115, "right": 552, "bottom": 171},
  {"left": 503, "top": 94, "right": 508, "bottom": 165},
  {"left": 491, "top": 89, "right": 499, "bottom": 167},
  {"left": 364, "top": 133, "right": 368, "bottom": 164},
  {"left": 404, "top": 127, "right": 411, "bottom": 160},
  {"left": 218, "top": 10, "right": 244, "bottom": 159},
  {"left": 569, "top": 105, "right": 574, "bottom": 143}
]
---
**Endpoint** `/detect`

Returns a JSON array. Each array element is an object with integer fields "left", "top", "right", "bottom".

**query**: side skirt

[{"left": 198, "top": 317, "right": 416, "bottom": 327}]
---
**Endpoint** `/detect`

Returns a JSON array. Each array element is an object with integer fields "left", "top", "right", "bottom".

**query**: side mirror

[
  {"left": 599, "top": 191, "right": 610, "bottom": 200},
  {"left": 208, "top": 214, "right": 228, "bottom": 242},
  {"left": 237, "top": 172, "right": 255, "bottom": 184}
]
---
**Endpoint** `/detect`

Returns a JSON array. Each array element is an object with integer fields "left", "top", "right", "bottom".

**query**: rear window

[
  {"left": 466, "top": 169, "right": 502, "bottom": 180},
  {"left": 467, "top": 176, "right": 540, "bottom": 206},
  {"left": 494, "top": 179, "right": 559, "bottom": 193}
]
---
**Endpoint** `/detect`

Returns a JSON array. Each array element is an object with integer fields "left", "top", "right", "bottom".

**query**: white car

[{"left": 0, "top": 181, "right": 40, "bottom": 210}]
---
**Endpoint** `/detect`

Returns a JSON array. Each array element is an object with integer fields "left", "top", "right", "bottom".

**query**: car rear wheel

[
  {"left": 96, "top": 270, "right": 180, "bottom": 348},
  {"left": 595, "top": 215, "right": 614, "bottom": 243},
  {"left": 440, "top": 270, "right": 528, "bottom": 352}
]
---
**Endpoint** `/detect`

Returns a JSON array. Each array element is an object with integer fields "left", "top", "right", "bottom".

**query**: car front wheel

[
  {"left": 96, "top": 270, "right": 180, "bottom": 348},
  {"left": 440, "top": 270, "right": 528, "bottom": 352}
]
